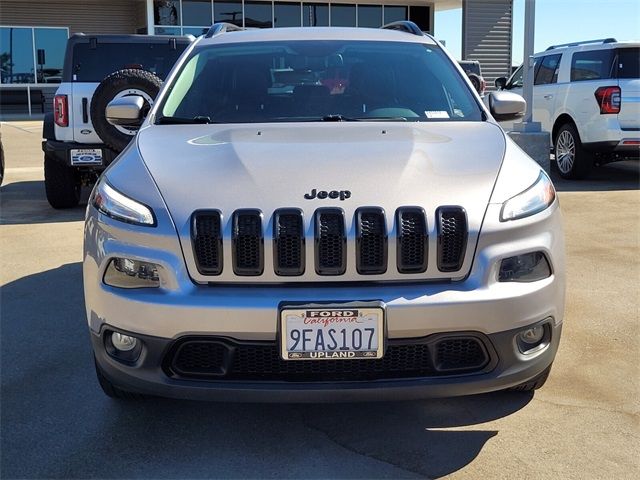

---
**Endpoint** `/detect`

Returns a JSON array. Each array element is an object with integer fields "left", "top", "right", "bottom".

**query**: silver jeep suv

[{"left": 85, "top": 22, "right": 565, "bottom": 401}]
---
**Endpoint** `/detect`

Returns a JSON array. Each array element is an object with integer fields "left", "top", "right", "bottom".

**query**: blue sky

[{"left": 434, "top": 0, "right": 640, "bottom": 65}]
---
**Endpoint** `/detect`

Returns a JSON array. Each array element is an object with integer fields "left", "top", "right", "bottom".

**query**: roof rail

[
  {"left": 204, "top": 22, "right": 243, "bottom": 39},
  {"left": 381, "top": 21, "right": 424, "bottom": 37},
  {"left": 546, "top": 38, "right": 617, "bottom": 50}
]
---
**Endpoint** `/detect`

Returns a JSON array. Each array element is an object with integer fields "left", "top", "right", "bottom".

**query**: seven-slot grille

[
  {"left": 437, "top": 207, "right": 468, "bottom": 272},
  {"left": 191, "top": 206, "right": 468, "bottom": 277},
  {"left": 192, "top": 210, "right": 223, "bottom": 275},
  {"left": 315, "top": 208, "right": 347, "bottom": 275},
  {"left": 273, "top": 209, "right": 305, "bottom": 276},
  {"left": 232, "top": 210, "right": 264, "bottom": 276},
  {"left": 396, "top": 207, "right": 428, "bottom": 273}
]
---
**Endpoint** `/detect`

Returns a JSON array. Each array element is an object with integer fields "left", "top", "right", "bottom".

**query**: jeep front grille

[
  {"left": 356, "top": 207, "right": 387, "bottom": 274},
  {"left": 437, "top": 207, "right": 468, "bottom": 272},
  {"left": 396, "top": 207, "right": 428, "bottom": 274},
  {"left": 192, "top": 210, "right": 223, "bottom": 275},
  {"left": 232, "top": 209, "right": 263, "bottom": 276},
  {"left": 273, "top": 209, "right": 305, "bottom": 276},
  {"left": 190, "top": 206, "right": 469, "bottom": 279},
  {"left": 315, "top": 208, "right": 346, "bottom": 275}
]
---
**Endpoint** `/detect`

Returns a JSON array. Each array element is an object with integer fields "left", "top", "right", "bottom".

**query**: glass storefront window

[
  {"left": 330, "top": 4, "right": 355, "bottom": 27},
  {"left": 182, "top": 0, "right": 212, "bottom": 26},
  {"left": 155, "top": 26, "right": 182, "bottom": 35},
  {"left": 244, "top": 1, "right": 273, "bottom": 28},
  {"left": 302, "top": 3, "right": 328, "bottom": 27},
  {"left": 183, "top": 27, "right": 209, "bottom": 36},
  {"left": 154, "top": 0, "right": 181, "bottom": 25},
  {"left": 34, "top": 28, "right": 67, "bottom": 84},
  {"left": 357, "top": 5, "right": 382, "bottom": 28},
  {"left": 1, "top": 27, "right": 68, "bottom": 84},
  {"left": 383, "top": 5, "right": 407, "bottom": 24},
  {"left": 214, "top": 1, "right": 243, "bottom": 26},
  {"left": 274, "top": 2, "right": 301, "bottom": 28}
]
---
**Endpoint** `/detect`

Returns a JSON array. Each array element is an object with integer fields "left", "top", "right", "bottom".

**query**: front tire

[
  {"left": 554, "top": 123, "right": 593, "bottom": 179},
  {"left": 44, "top": 154, "right": 80, "bottom": 209}
]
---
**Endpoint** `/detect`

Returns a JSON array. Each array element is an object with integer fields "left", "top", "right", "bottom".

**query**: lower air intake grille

[
  {"left": 437, "top": 207, "right": 467, "bottom": 272},
  {"left": 273, "top": 209, "right": 304, "bottom": 276},
  {"left": 232, "top": 210, "right": 263, "bottom": 276},
  {"left": 356, "top": 208, "right": 387, "bottom": 274},
  {"left": 396, "top": 208, "right": 428, "bottom": 273},
  {"left": 315, "top": 208, "right": 346, "bottom": 275},
  {"left": 166, "top": 336, "right": 490, "bottom": 382},
  {"left": 192, "top": 211, "right": 222, "bottom": 275},
  {"left": 434, "top": 338, "right": 488, "bottom": 372}
]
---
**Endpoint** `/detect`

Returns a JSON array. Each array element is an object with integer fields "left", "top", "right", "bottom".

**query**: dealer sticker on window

[
  {"left": 70, "top": 148, "right": 103, "bottom": 166},
  {"left": 280, "top": 306, "right": 384, "bottom": 360}
]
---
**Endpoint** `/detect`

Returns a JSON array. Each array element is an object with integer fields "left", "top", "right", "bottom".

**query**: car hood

[{"left": 137, "top": 121, "right": 507, "bottom": 282}]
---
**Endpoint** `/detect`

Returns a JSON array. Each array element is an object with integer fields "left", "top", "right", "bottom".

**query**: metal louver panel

[
  {"left": 273, "top": 209, "right": 305, "bottom": 276},
  {"left": 462, "top": 0, "right": 514, "bottom": 90},
  {"left": 191, "top": 210, "right": 223, "bottom": 276},
  {"left": 232, "top": 209, "right": 264, "bottom": 276},
  {"left": 315, "top": 208, "right": 346, "bottom": 276}
]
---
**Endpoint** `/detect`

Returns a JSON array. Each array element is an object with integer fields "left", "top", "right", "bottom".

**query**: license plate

[
  {"left": 280, "top": 306, "right": 384, "bottom": 360},
  {"left": 70, "top": 148, "right": 102, "bottom": 165}
]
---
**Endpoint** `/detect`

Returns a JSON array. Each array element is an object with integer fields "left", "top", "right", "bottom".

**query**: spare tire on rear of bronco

[{"left": 90, "top": 69, "right": 163, "bottom": 152}]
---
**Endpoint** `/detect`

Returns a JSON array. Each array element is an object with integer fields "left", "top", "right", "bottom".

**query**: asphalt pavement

[{"left": 1, "top": 121, "right": 638, "bottom": 479}]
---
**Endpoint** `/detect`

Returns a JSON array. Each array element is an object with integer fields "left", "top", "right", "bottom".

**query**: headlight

[
  {"left": 92, "top": 178, "right": 155, "bottom": 226},
  {"left": 103, "top": 257, "right": 161, "bottom": 288},
  {"left": 500, "top": 171, "right": 556, "bottom": 221}
]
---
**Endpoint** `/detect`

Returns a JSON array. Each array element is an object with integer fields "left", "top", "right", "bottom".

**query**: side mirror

[
  {"left": 106, "top": 96, "right": 144, "bottom": 127},
  {"left": 494, "top": 77, "right": 507, "bottom": 90},
  {"left": 488, "top": 91, "right": 526, "bottom": 121}
]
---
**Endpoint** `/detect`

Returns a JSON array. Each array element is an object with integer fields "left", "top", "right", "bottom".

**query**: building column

[
  {"left": 146, "top": 0, "right": 155, "bottom": 34},
  {"left": 462, "top": 0, "right": 513, "bottom": 90}
]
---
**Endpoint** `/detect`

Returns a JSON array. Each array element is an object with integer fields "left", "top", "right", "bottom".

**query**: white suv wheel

[{"left": 556, "top": 129, "right": 575, "bottom": 174}]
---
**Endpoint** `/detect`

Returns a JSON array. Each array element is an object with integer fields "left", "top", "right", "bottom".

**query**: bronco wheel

[
  {"left": 90, "top": 69, "right": 163, "bottom": 152},
  {"left": 554, "top": 123, "right": 593, "bottom": 179},
  {"left": 44, "top": 154, "right": 81, "bottom": 208}
]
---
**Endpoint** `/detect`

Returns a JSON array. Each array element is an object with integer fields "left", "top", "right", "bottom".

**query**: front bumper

[{"left": 93, "top": 319, "right": 562, "bottom": 402}]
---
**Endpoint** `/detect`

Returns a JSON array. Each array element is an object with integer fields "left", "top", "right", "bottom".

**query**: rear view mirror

[
  {"left": 105, "top": 96, "right": 144, "bottom": 127},
  {"left": 488, "top": 91, "right": 526, "bottom": 122},
  {"left": 495, "top": 77, "right": 507, "bottom": 90}
]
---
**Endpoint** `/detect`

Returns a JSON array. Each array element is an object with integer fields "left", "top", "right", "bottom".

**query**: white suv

[{"left": 496, "top": 39, "right": 640, "bottom": 179}]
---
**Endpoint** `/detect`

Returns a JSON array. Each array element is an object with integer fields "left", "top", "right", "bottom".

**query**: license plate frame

[
  {"left": 279, "top": 304, "right": 385, "bottom": 361},
  {"left": 70, "top": 148, "right": 103, "bottom": 166}
]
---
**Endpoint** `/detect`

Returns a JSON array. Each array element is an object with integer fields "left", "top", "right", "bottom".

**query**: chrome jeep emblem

[{"left": 304, "top": 188, "right": 351, "bottom": 201}]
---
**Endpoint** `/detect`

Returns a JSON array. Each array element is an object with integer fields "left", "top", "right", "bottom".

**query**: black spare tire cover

[{"left": 90, "top": 69, "right": 163, "bottom": 152}]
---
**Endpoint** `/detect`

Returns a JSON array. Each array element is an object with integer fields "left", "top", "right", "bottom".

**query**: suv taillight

[
  {"left": 54, "top": 94, "right": 68, "bottom": 127},
  {"left": 594, "top": 86, "right": 621, "bottom": 114}
]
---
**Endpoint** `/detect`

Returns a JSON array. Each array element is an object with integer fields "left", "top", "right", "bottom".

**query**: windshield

[{"left": 157, "top": 40, "right": 482, "bottom": 123}]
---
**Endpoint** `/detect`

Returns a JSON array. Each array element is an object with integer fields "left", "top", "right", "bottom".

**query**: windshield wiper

[
  {"left": 321, "top": 114, "right": 361, "bottom": 122},
  {"left": 156, "top": 115, "right": 212, "bottom": 124},
  {"left": 321, "top": 114, "right": 409, "bottom": 122}
]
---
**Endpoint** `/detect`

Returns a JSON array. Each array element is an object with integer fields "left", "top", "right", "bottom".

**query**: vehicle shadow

[
  {"left": 551, "top": 160, "right": 640, "bottom": 192},
  {"left": 0, "top": 180, "right": 88, "bottom": 225},
  {"left": 1, "top": 263, "right": 532, "bottom": 479}
]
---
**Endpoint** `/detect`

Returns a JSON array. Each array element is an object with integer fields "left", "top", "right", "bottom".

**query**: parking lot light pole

[{"left": 514, "top": 0, "right": 541, "bottom": 133}]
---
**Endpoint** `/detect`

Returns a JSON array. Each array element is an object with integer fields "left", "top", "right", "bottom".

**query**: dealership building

[{"left": 0, "top": 0, "right": 514, "bottom": 116}]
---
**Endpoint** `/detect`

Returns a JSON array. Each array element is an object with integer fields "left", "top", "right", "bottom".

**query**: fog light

[
  {"left": 103, "top": 257, "right": 161, "bottom": 288},
  {"left": 516, "top": 323, "right": 550, "bottom": 354},
  {"left": 499, "top": 252, "right": 551, "bottom": 282},
  {"left": 518, "top": 326, "right": 545, "bottom": 345},
  {"left": 111, "top": 332, "right": 137, "bottom": 351}
]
